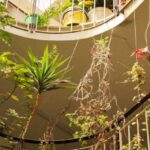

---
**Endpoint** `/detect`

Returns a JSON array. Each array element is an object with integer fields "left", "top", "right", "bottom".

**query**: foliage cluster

[
  {"left": 66, "top": 37, "right": 111, "bottom": 145},
  {"left": 0, "top": 2, "right": 14, "bottom": 45},
  {"left": 39, "top": 6, "right": 60, "bottom": 26},
  {"left": 123, "top": 62, "right": 146, "bottom": 102},
  {"left": 122, "top": 135, "right": 146, "bottom": 150},
  {"left": 0, "top": 46, "right": 73, "bottom": 140}
]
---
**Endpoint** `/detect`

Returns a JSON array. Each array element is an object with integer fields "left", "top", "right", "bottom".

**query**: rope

[
  {"left": 62, "top": 39, "right": 79, "bottom": 77},
  {"left": 65, "top": 40, "right": 79, "bottom": 71},
  {"left": 108, "top": 29, "right": 114, "bottom": 47},
  {"left": 47, "top": 40, "right": 79, "bottom": 139},
  {"left": 144, "top": 0, "right": 150, "bottom": 47},
  {"left": 133, "top": 11, "right": 138, "bottom": 52}
]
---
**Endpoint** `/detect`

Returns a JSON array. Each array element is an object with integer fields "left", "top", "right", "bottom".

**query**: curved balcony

[{"left": 5, "top": 0, "right": 144, "bottom": 41}]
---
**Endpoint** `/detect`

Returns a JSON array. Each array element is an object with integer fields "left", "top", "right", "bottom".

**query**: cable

[
  {"left": 144, "top": 0, "right": 150, "bottom": 47},
  {"left": 66, "top": 40, "right": 79, "bottom": 71},
  {"left": 133, "top": 11, "right": 138, "bottom": 52}
]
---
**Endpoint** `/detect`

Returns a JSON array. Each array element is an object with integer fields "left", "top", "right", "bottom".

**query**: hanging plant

[
  {"left": 0, "top": 1, "right": 15, "bottom": 45},
  {"left": 131, "top": 47, "right": 150, "bottom": 62},
  {"left": 66, "top": 37, "right": 115, "bottom": 145},
  {"left": 123, "top": 62, "right": 146, "bottom": 102}
]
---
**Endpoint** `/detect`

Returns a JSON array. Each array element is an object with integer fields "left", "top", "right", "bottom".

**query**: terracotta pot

[
  {"left": 120, "top": 0, "right": 126, "bottom": 5},
  {"left": 62, "top": 7, "right": 88, "bottom": 26}
]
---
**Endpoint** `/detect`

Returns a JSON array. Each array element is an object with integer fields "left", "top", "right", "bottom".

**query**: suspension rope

[
  {"left": 144, "top": 0, "right": 150, "bottom": 47},
  {"left": 66, "top": 40, "right": 79, "bottom": 71},
  {"left": 133, "top": 11, "right": 138, "bottom": 53},
  {"left": 48, "top": 40, "right": 79, "bottom": 138},
  {"left": 108, "top": 29, "right": 114, "bottom": 47}
]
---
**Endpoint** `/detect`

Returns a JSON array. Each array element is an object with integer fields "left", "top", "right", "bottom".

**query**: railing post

[
  {"left": 145, "top": 110, "right": 150, "bottom": 150},
  {"left": 127, "top": 125, "right": 131, "bottom": 150},
  {"left": 115, "top": 130, "right": 120, "bottom": 150},
  {"left": 29, "top": 0, "right": 37, "bottom": 33},
  {"left": 114, "top": 0, "right": 119, "bottom": 15}
]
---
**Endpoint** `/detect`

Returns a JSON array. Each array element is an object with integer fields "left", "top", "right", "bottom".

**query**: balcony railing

[
  {"left": 5, "top": 0, "right": 137, "bottom": 33},
  {"left": 3, "top": 0, "right": 144, "bottom": 40},
  {"left": 0, "top": 92, "right": 150, "bottom": 150}
]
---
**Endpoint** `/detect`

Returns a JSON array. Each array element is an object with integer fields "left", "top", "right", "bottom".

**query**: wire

[
  {"left": 62, "top": 40, "right": 79, "bottom": 78},
  {"left": 66, "top": 40, "right": 79, "bottom": 70},
  {"left": 144, "top": 0, "right": 150, "bottom": 47},
  {"left": 133, "top": 11, "right": 138, "bottom": 52}
]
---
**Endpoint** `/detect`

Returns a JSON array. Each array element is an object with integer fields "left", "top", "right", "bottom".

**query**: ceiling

[{"left": 0, "top": 0, "right": 150, "bottom": 149}]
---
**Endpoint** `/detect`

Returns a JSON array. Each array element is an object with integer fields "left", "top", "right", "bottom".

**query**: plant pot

[
  {"left": 88, "top": 7, "right": 113, "bottom": 22},
  {"left": 49, "top": 18, "right": 61, "bottom": 27},
  {"left": 120, "top": 0, "right": 126, "bottom": 5},
  {"left": 24, "top": 14, "right": 40, "bottom": 25},
  {"left": 62, "top": 7, "right": 88, "bottom": 26},
  {"left": 79, "top": 0, "right": 94, "bottom": 7}
]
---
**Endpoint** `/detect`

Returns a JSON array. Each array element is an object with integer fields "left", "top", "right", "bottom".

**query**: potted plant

[
  {"left": 39, "top": 5, "right": 60, "bottom": 27},
  {"left": 62, "top": 0, "right": 91, "bottom": 26},
  {"left": 88, "top": 0, "right": 113, "bottom": 22},
  {"left": 119, "top": 0, "right": 127, "bottom": 6},
  {"left": 18, "top": 46, "right": 74, "bottom": 139}
]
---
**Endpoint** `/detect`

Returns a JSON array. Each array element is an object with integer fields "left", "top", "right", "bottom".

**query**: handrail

[
  {"left": 0, "top": 92, "right": 150, "bottom": 145},
  {"left": 4, "top": 0, "right": 144, "bottom": 41}
]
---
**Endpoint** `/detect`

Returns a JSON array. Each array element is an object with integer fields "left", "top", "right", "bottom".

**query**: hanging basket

[{"left": 62, "top": 7, "right": 88, "bottom": 26}]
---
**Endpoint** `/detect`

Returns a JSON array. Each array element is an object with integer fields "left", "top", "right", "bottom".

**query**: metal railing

[
  {"left": 94, "top": 105, "right": 150, "bottom": 150},
  {"left": 0, "top": 92, "right": 150, "bottom": 149},
  {"left": 5, "top": 0, "right": 131, "bottom": 33}
]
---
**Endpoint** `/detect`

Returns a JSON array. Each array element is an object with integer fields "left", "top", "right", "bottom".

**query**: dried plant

[
  {"left": 39, "top": 125, "right": 55, "bottom": 150},
  {"left": 66, "top": 37, "right": 115, "bottom": 143}
]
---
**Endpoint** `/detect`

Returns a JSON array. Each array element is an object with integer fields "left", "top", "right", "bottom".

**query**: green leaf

[
  {"left": 11, "top": 95, "right": 19, "bottom": 101},
  {"left": 17, "top": 46, "right": 74, "bottom": 94}
]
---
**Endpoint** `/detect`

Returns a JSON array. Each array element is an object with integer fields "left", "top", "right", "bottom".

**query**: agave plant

[{"left": 19, "top": 46, "right": 74, "bottom": 138}]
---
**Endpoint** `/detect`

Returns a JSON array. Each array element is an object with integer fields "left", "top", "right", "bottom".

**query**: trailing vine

[
  {"left": 0, "top": 1, "right": 14, "bottom": 45},
  {"left": 66, "top": 37, "right": 115, "bottom": 145},
  {"left": 123, "top": 53, "right": 147, "bottom": 102}
]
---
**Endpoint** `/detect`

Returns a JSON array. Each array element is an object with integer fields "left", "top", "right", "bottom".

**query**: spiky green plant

[{"left": 19, "top": 46, "right": 74, "bottom": 138}]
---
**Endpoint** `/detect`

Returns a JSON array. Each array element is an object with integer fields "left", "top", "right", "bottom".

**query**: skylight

[{"left": 28, "top": 0, "right": 56, "bottom": 11}]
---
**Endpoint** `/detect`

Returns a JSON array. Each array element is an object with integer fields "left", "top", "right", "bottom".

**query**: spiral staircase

[{"left": 0, "top": 0, "right": 150, "bottom": 150}]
